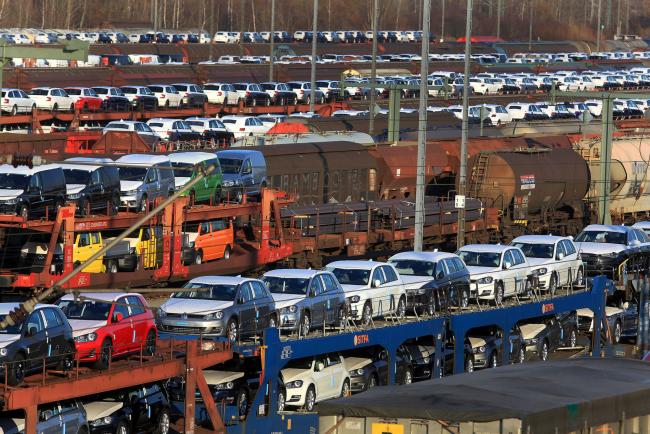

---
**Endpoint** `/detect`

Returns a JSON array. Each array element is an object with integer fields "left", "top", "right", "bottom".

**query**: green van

[{"left": 169, "top": 152, "right": 223, "bottom": 203}]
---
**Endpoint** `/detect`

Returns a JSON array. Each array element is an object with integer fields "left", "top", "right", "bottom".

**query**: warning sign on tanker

[{"left": 520, "top": 174, "right": 536, "bottom": 190}]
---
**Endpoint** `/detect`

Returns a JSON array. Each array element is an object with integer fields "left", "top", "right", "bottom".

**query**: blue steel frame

[{"left": 223, "top": 276, "right": 608, "bottom": 434}]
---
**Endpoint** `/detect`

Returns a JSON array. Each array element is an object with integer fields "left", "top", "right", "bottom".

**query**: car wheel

[
  {"left": 574, "top": 267, "right": 584, "bottom": 286},
  {"left": 396, "top": 296, "right": 406, "bottom": 319},
  {"left": 237, "top": 389, "right": 249, "bottom": 417},
  {"left": 194, "top": 249, "right": 203, "bottom": 265},
  {"left": 69, "top": 103, "right": 75, "bottom": 112},
  {"left": 213, "top": 186, "right": 222, "bottom": 205},
  {"left": 52, "top": 103, "right": 59, "bottom": 112},
  {"left": 304, "top": 385, "right": 316, "bottom": 411},
  {"left": 300, "top": 311, "right": 310, "bottom": 336},
  {"left": 368, "top": 375, "right": 378, "bottom": 389},
  {"left": 402, "top": 369, "right": 413, "bottom": 385},
  {"left": 153, "top": 408, "right": 170, "bottom": 434},
  {"left": 95, "top": 339, "right": 112, "bottom": 370},
  {"left": 361, "top": 302, "right": 372, "bottom": 326},
  {"left": 108, "top": 259, "right": 118, "bottom": 274},
  {"left": 614, "top": 320, "right": 622, "bottom": 344},
  {"left": 459, "top": 289, "right": 469, "bottom": 308},
  {"left": 116, "top": 420, "right": 129, "bottom": 434},
  {"left": 524, "top": 279, "right": 533, "bottom": 297},
  {"left": 489, "top": 352, "right": 498, "bottom": 368},
  {"left": 549, "top": 274, "right": 557, "bottom": 297},
  {"left": 7, "top": 353, "right": 25, "bottom": 386},
  {"left": 18, "top": 205, "right": 28, "bottom": 220},
  {"left": 10, "top": 105, "right": 17, "bottom": 116},
  {"left": 76, "top": 198, "right": 88, "bottom": 216},
  {"left": 251, "top": 98, "right": 257, "bottom": 107},
  {"left": 569, "top": 329, "right": 577, "bottom": 347},
  {"left": 540, "top": 340, "right": 549, "bottom": 361},
  {"left": 144, "top": 329, "right": 156, "bottom": 355},
  {"left": 465, "top": 357, "right": 474, "bottom": 373},
  {"left": 58, "top": 342, "right": 75, "bottom": 371},
  {"left": 31, "top": 104, "right": 36, "bottom": 114},
  {"left": 139, "top": 195, "right": 148, "bottom": 213},
  {"left": 494, "top": 283, "right": 504, "bottom": 305},
  {"left": 268, "top": 314, "right": 278, "bottom": 329},
  {"left": 111, "top": 195, "right": 120, "bottom": 216},
  {"left": 265, "top": 98, "right": 271, "bottom": 107},
  {"left": 518, "top": 347, "right": 526, "bottom": 364},
  {"left": 277, "top": 388, "right": 286, "bottom": 412},
  {"left": 227, "top": 318, "right": 239, "bottom": 343},
  {"left": 223, "top": 245, "right": 231, "bottom": 260},
  {"left": 340, "top": 379, "right": 350, "bottom": 397}
]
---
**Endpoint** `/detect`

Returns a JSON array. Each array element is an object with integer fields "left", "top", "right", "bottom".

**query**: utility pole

[
  {"left": 625, "top": 0, "right": 630, "bottom": 34},
  {"left": 269, "top": 0, "right": 275, "bottom": 81},
  {"left": 496, "top": 0, "right": 502, "bottom": 39},
  {"left": 414, "top": 0, "right": 431, "bottom": 252},
  {"left": 369, "top": 0, "right": 378, "bottom": 136},
  {"left": 596, "top": 0, "right": 602, "bottom": 52},
  {"left": 239, "top": 0, "right": 245, "bottom": 57},
  {"left": 152, "top": 0, "right": 159, "bottom": 32},
  {"left": 457, "top": 0, "right": 472, "bottom": 250},
  {"left": 440, "top": 0, "right": 445, "bottom": 42},
  {"left": 616, "top": 0, "right": 621, "bottom": 36},
  {"left": 209, "top": 0, "right": 215, "bottom": 61},
  {"left": 528, "top": 0, "right": 533, "bottom": 50},
  {"left": 310, "top": 0, "right": 318, "bottom": 113}
]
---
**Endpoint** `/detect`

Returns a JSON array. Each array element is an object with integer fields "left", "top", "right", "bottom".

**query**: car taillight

[
  {"left": 160, "top": 94, "right": 166, "bottom": 98},
  {"left": 246, "top": 91, "right": 250, "bottom": 96},
  {"left": 217, "top": 91, "right": 223, "bottom": 96},
  {"left": 2, "top": 99, "right": 7, "bottom": 104},
  {"left": 46, "top": 96, "right": 51, "bottom": 101},
  {"left": 167, "top": 131, "right": 172, "bottom": 136},
  {"left": 239, "top": 127, "right": 245, "bottom": 131}
]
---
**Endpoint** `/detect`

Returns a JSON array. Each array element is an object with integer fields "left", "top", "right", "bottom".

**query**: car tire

[
  {"left": 396, "top": 296, "right": 406, "bottom": 319},
  {"left": 76, "top": 198, "right": 88, "bottom": 216},
  {"left": 518, "top": 347, "right": 526, "bottom": 364},
  {"left": 459, "top": 289, "right": 469, "bottom": 308},
  {"left": 304, "top": 385, "right": 316, "bottom": 412},
  {"left": 402, "top": 369, "right": 413, "bottom": 385},
  {"left": 494, "top": 283, "right": 504, "bottom": 305},
  {"left": 465, "top": 357, "right": 474, "bottom": 373},
  {"left": 236, "top": 389, "right": 249, "bottom": 417},
  {"left": 226, "top": 318, "right": 239, "bottom": 343},
  {"left": 10, "top": 105, "right": 17, "bottom": 116},
  {"left": 194, "top": 249, "right": 203, "bottom": 265},
  {"left": 18, "top": 205, "right": 29, "bottom": 220},
  {"left": 540, "top": 340, "right": 549, "bottom": 361},
  {"left": 489, "top": 352, "right": 498, "bottom": 368},
  {"left": 116, "top": 420, "right": 129, "bottom": 434},
  {"left": 111, "top": 195, "right": 120, "bottom": 216},
  {"left": 153, "top": 407, "right": 170, "bottom": 434},
  {"left": 300, "top": 311, "right": 310, "bottom": 337},
  {"left": 340, "top": 379, "right": 350, "bottom": 397},
  {"left": 58, "top": 342, "right": 75, "bottom": 371},
  {"left": 549, "top": 273, "right": 558, "bottom": 297},
  {"left": 144, "top": 329, "right": 156, "bottom": 355},
  {"left": 223, "top": 245, "right": 231, "bottom": 260},
  {"left": 368, "top": 374, "right": 378, "bottom": 389},
  {"left": 614, "top": 320, "right": 622, "bottom": 344},
  {"left": 574, "top": 267, "right": 584, "bottom": 286},
  {"left": 569, "top": 329, "right": 577, "bottom": 347},
  {"left": 95, "top": 339, "right": 112, "bottom": 370},
  {"left": 277, "top": 387, "right": 286, "bottom": 412},
  {"left": 361, "top": 302, "right": 372, "bottom": 326},
  {"left": 52, "top": 103, "right": 59, "bottom": 112},
  {"left": 7, "top": 353, "right": 25, "bottom": 386},
  {"left": 69, "top": 103, "right": 75, "bottom": 112},
  {"left": 108, "top": 259, "right": 118, "bottom": 274},
  {"left": 139, "top": 195, "right": 148, "bottom": 213}
]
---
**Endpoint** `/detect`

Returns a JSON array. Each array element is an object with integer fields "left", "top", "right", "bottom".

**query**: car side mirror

[
  {"left": 623, "top": 302, "right": 630, "bottom": 310},
  {"left": 630, "top": 239, "right": 641, "bottom": 246},
  {"left": 436, "top": 271, "right": 444, "bottom": 280},
  {"left": 113, "top": 312, "right": 124, "bottom": 323},
  {"left": 373, "top": 279, "right": 382, "bottom": 288},
  {"left": 316, "top": 362, "right": 325, "bottom": 372},
  {"left": 557, "top": 252, "right": 565, "bottom": 260},
  {"left": 25, "top": 326, "right": 36, "bottom": 337},
  {"left": 503, "top": 262, "right": 512, "bottom": 270}
]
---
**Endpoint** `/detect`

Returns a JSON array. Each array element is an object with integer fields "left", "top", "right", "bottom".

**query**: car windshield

[
  {"left": 575, "top": 230, "right": 626, "bottom": 245},
  {"left": 0, "top": 315, "right": 22, "bottom": 334},
  {"left": 119, "top": 166, "right": 147, "bottom": 182},
  {"left": 58, "top": 300, "right": 112, "bottom": 321},
  {"left": 171, "top": 162, "right": 194, "bottom": 178},
  {"left": 286, "top": 358, "right": 314, "bottom": 370},
  {"left": 262, "top": 276, "right": 309, "bottom": 295},
  {"left": 29, "top": 89, "right": 49, "bottom": 96},
  {"left": 326, "top": 267, "right": 370, "bottom": 285},
  {"left": 389, "top": 259, "right": 436, "bottom": 277},
  {"left": 65, "top": 88, "right": 82, "bottom": 95},
  {"left": 0, "top": 173, "right": 29, "bottom": 190},
  {"left": 510, "top": 242, "right": 554, "bottom": 259},
  {"left": 218, "top": 158, "right": 242, "bottom": 174},
  {"left": 457, "top": 251, "right": 501, "bottom": 267},
  {"left": 63, "top": 169, "right": 91, "bottom": 185},
  {"left": 173, "top": 283, "right": 237, "bottom": 301}
]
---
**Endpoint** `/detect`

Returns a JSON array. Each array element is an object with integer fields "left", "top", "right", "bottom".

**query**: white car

[
  {"left": 280, "top": 353, "right": 350, "bottom": 411},
  {"left": 217, "top": 55, "right": 241, "bottom": 64},
  {"left": 220, "top": 116, "right": 269, "bottom": 139},
  {"left": 632, "top": 221, "right": 650, "bottom": 236},
  {"left": 28, "top": 87, "right": 75, "bottom": 112},
  {"left": 102, "top": 120, "right": 158, "bottom": 140},
  {"left": 213, "top": 31, "right": 238, "bottom": 43},
  {"left": 510, "top": 235, "right": 584, "bottom": 294},
  {"left": 146, "top": 118, "right": 198, "bottom": 141},
  {"left": 470, "top": 104, "right": 512, "bottom": 125},
  {"left": 505, "top": 102, "right": 548, "bottom": 121},
  {"left": 286, "top": 81, "right": 325, "bottom": 104},
  {"left": 456, "top": 244, "right": 533, "bottom": 304},
  {"left": 147, "top": 84, "right": 183, "bottom": 108},
  {"left": 1, "top": 88, "right": 35, "bottom": 114},
  {"left": 203, "top": 83, "right": 240, "bottom": 105},
  {"left": 323, "top": 260, "right": 406, "bottom": 325}
]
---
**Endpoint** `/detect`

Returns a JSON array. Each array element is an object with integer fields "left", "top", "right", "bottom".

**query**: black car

[
  {"left": 61, "top": 158, "right": 121, "bottom": 216},
  {"left": 520, "top": 312, "right": 578, "bottom": 361},
  {"left": 0, "top": 164, "right": 67, "bottom": 220},
  {"left": 259, "top": 82, "right": 298, "bottom": 105},
  {"left": 466, "top": 326, "right": 526, "bottom": 369},
  {"left": 0, "top": 304, "right": 75, "bottom": 385},
  {"left": 0, "top": 400, "right": 89, "bottom": 434},
  {"left": 343, "top": 348, "right": 412, "bottom": 392},
  {"left": 93, "top": 87, "right": 131, "bottom": 112},
  {"left": 167, "top": 355, "right": 261, "bottom": 421},
  {"left": 120, "top": 86, "right": 159, "bottom": 111},
  {"left": 171, "top": 83, "right": 208, "bottom": 108},
  {"left": 85, "top": 383, "right": 171, "bottom": 434},
  {"left": 233, "top": 83, "right": 271, "bottom": 106}
]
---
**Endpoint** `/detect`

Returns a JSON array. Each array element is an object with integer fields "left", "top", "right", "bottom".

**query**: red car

[
  {"left": 64, "top": 87, "right": 104, "bottom": 111},
  {"left": 57, "top": 292, "right": 157, "bottom": 369}
]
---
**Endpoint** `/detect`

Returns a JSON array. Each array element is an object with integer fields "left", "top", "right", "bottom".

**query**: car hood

[
  {"left": 271, "top": 293, "right": 306, "bottom": 309},
  {"left": 160, "top": 298, "right": 233, "bottom": 314},
  {"left": 66, "top": 184, "right": 85, "bottom": 195},
  {"left": 0, "top": 334, "right": 20, "bottom": 349},
  {"left": 467, "top": 337, "right": 487, "bottom": 348},
  {"left": 67, "top": 319, "right": 107, "bottom": 338},
  {"left": 340, "top": 284, "right": 368, "bottom": 295},
  {"left": 575, "top": 242, "right": 626, "bottom": 255},
  {"left": 0, "top": 417, "right": 24, "bottom": 433},
  {"left": 0, "top": 189, "right": 25, "bottom": 201},
  {"left": 83, "top": 401, "right": 123, "bottom": 422},
  {"left": 221, "top": 173, "right": 241, "bottom": 182},
  {"left": 519, "top": 323, "right": 546, "bottom": 339},
  {"left": 280, "top": 368, "right": 311, "bottom": 383},
  {"left": 576, "top": 306, "right": 623, "bottom": 318},
  {"left": 344, "top": 357, "right": 372, "bottom": 371},
  {"left": 204, "top": 370, "right": 245, "bottom": 385},
  {"left": 400, "top": 275, "right": 433, "bottom": 289},
  {"left": 120, "top": 180, "right": 143, "bottom": 192},
  {"left": 526, "top": 257, "right": 553, "bottom": 267},
  {"left": 466, "top": 266, "right": 499, "bottom": 277},
  {"left": 175, "top": 176, "right": 191, "bottom": 188}
]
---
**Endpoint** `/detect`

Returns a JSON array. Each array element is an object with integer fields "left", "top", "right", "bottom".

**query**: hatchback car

[
  {"left": 0, "top": 400, "right": 88, "bottom": 434},
  {"left": 1, "top": 88, "right": 36, "bottom": 114},
  {"left": 120, "top": 86, "right": 159, "bottom": 110},
  {"left": 185, "top": 117, "right": 234, "bottom": 144},
  {"left": 147, "top": 84, "right": 183, "bottom": 108},
  {"left": 29, "top": 87, "right": 75, "bottom": 112},
  {"left": 57, "top": 292, "right": 157, "bottom": 369},
  {"left": 64, "top": 87, "right": 104, "bottom": 111},
  {"left": 157, "top": 276, "right": 276, "bottom": 342},
  {"left": 520, "top": 312, "right": 578, "bottom": 360},
  {"left": 92, "top": 86, "right": 131, "bottom": 111},
  {"left": 261, "top": 269, "right": 347, "bottom": 336},
  {"left": 202, "top": 82, "right": 240, "bottom": 105}
]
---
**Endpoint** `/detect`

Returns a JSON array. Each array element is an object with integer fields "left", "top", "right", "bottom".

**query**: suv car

[
  {"left": 286, "top": 81, "right": 325, "bottom": 104},
  {"left": 0, "top": 88, "right": 35, "bottom": 114},
  {"left": 57, "top": 292, "right": 157, "bottom": 370},
  {"left": 92, "top": 86, "right": 131, "bottom": 111},
  {"left": 259, "top": 82, "right": 298, "bottom": 105},
  {"left": 157, "top": 276, "right": 276, "bottom": 342},
  {"left": 232, "top": 83, "right": 272, "bottom": 106},
  {"left": 0, "top": 303, "right": 75, "bottom": 385},
  {"left": 323, "top": 260, "right": 407, "bottom": 325},
  {"left": 510, "top": 235, "right": 584, "bottom": 295},
  {"left": 261, "top": 269, "right": 347, "bottom": 336},
  {"left": 170, "top": 83, "right": 207, "bottom": 107},
  {"left": 147, "top": 84, "right": 183, "bottom": 108},
  {"left": 202, "top": 82, "right": 240, "bottom": 105},
  {"left": 185, "top": 117, "right": 234, "bottom": 144},
  {"left": 457, "top": 244, "right": 534, "bottom": 304},
  {"left": 28, "top": 87, "right": 75, "bottom": 112},
  {"left": 0, "top": 164, "right": 67, "bottom": 220},
  {"left": 61, "top": 157, "right": 121, "bottom": 216},
  {"left": 116, "top": 154, "right": 175, "bottom": 212}
]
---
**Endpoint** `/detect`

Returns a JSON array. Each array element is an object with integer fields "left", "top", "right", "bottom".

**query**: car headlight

[
  {"left": 1, "top": 198, "right": 18, "bottom": 205},
  {"left": 158, "top": 308, "right": 167, "bottom": 317},
  {"left": 123, "top": 189, "right": 137, "bottom": 196},
  {"left": 90, "top": 416, "right": 113, "bottom": 427},
  {"left": 348, "top": 295, "right": 361, "bottom": 303},
  {"left": 525, "top": 338, "right": 538, "bottom": 345},
  {"left": 422, "top": 356, "right": 430, "bottom": 364},
  {"left": 0, "top": 348, "right": 7, "bottom": 357},
  {"left": 532, "top": 268, "right": 547, "bottom": 276},
  {"left": 74, "top": 332, "right": 98, "bottom": 343},
  {"left": 477, "top": 276, "right": 493, "bottom": 284},
  {"left": 188, "top": 241, "right": 195, "bottom": 248},
  {"left": 215, "top": 381, "right": 235, "bottom": 390},
  {"left": 204, "top": 311, "right": 223, "bottom": 320},
  {"left": 473, "top": 346, "right": 485, "bottom": 354},
  {"left": 285, "top": 380, "right": 303, "bottom": 388},
  {"left": 67, "top": 193, "right": 82, "bottom": 200},
  {"left": 223, "top": 180, "right": 235, "bottom": 187},
  {"left": 605, "top": 251, "right": 620, "bottom": 258},
  {"left": 281, "top": 305, "right": 298, "bottom": 314},
  {"left": 349, "top": 368, "right": 365, "bottom": 376}
]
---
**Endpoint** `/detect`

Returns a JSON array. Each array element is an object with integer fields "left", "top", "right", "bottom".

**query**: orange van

[{"left": 183, "top": 219, "right": 234, "bottom": 264}]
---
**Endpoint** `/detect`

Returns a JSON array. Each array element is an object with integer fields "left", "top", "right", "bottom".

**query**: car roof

[
  {"left": 0, "top": 303, "right": 56, "bottom": 315},
  {"left": 388, "top": 251, "right": 456, "bottom": 261},
  {"left": 632, "top": 221, "right": 650, "bottom": 229},
  {"left": 326, "top": 260, "right": 385, "bottom": 270},
  {"left": 217, "top": 149, "right": 261, "bottom": 158},
  {"left": 511, "top": 235, "right": 568, "bottom": 244},
  {"left": 582, "top": 224, "right": 628, "bottom": 233},
  {"left": 59, "top": 292, "right": 140, "bottom": 302},
  {"left": 168, "top": 152, "right": 216, "bottom": 164},
  {"left": 458, "top": 244, "right": 512, "bottom": 253},
  {"left": 115, "top": 154, "right": 170, "bottom": 165},
  {"left": 188, "top": 275, "right": 252, "bottom": 285},
  {"left": 263, "top": 269, "right": 322, "bottom": 279},
  {"left": 0, "top": 163, "right": 60, "bottom": 175}
]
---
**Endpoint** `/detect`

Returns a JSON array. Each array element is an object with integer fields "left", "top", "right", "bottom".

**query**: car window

[
  {"left": 512, "top": 249, "right": 526, "bottom": 265},
  {"left": 242, "top": 159, "right": 252, "bottom": 175},
  {"left": 42, "top": 308, "right": 62, "bottom": 327},
  {"left": 90, "top": 232, "right": 100, "bottom": 245},
  {"left": 239, "top": 283, "right": 254, "bottom": 303},
  {"left": 634, "top": 229, "right": 649, "bottom": 243},
  {"left": 556, "top": 242, "right": 567, "bottom": 258},
  {"left": 563, "top": 240, "right": 576, "bottom": 255},
  {"left": 200, "top": 222, "right": 210, "bottom": 234},
  {"left": 113, "top": 297, "right": 131, "bottom": 319},
  {"left": 127, "top": 296, "right": 146, "bottom": 315},
  {"left": 251, "top": 281, "right": 268, "bottom": 299},
  {"left": 77, "top": 232, "right": 91, "bottom": 247},
  {"left": 310, "top": 276, "right": 326, "bottom": 296},
  {"left": 503, "top": 251, "right": 514, "bottom": 268},
  {"left": 371, "top": 267, "right": 386, "bottom": 285},
  {"left": 326, "top": 353, "right": 341, "bottom": 367},
  {"left": 29, "top": 173, "right": 41, "bottom": 189},
  {"left": 444, "top": 258, "right": 458, "bottom": 273},
  {"left": 26, "top": 311, "right": 45, "bottom": 334},
  {"left": 320, "top": 273, "right": 338, "bottom": 292},
  {"left": 211, "top": 219, "right": 227, "bottom": 231},
  {"left": 382, "top": 265, "right": 398, "bottom": 283},
  {"left": 452, "top": 257, "right": 466, "bottom": 271}
]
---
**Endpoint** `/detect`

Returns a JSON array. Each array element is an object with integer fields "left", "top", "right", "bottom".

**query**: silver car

[
  {"left": 157, "top": 275, "right": 276, "bottom": 342},
  {"left": 261, "top": 269, "right": 347, "bottom": 336}
]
